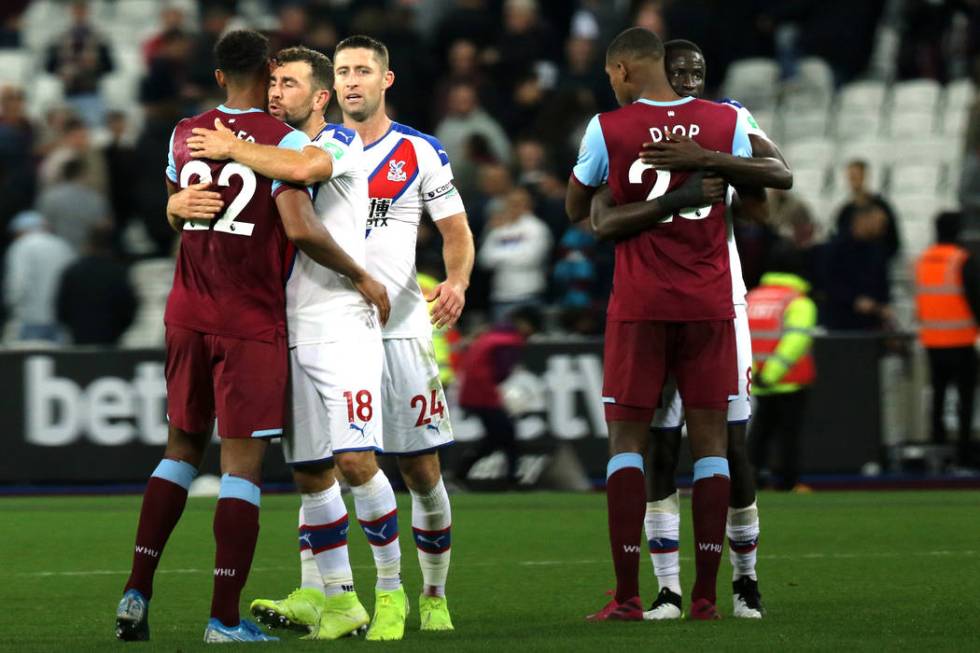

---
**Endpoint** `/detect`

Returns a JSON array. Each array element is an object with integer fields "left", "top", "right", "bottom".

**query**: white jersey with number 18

[
  {"left": 286, "top": 123, "right": 377, "bottom": 346},
  {"left": 361, "top": 122, "right": 466, "bottom": 339}
]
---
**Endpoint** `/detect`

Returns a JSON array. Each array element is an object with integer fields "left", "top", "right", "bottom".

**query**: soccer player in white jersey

[
  {"left": 177, "top": 47, "right": 411, "bottom": 641},
  {"left": 185, "top": 36, "right": 474, "bottom": 635},
  {"left": 589, "top": 38, "right": 792, "bottom": 621}
]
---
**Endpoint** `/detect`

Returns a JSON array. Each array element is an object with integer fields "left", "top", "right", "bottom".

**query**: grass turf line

[{"left": 0, "top": 491, "right": 978, "bottom": 652}]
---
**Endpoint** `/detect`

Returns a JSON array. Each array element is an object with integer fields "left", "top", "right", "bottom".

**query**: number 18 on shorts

[{"left": 283, "top": 336, "right": 385, "bottom": 465}]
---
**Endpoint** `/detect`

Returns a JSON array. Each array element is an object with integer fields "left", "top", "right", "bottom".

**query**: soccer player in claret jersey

[
  {"left": 590, "top": 39, "right": 793, "bottom": 620},
  {"left": 184, "top": 36, "right": 474, "bottom": 637},
  {"left": 566, "top": 27, "right": 755, "bottom": 621},
  {"left": 115, "top": 30, "right": 388, "bottom": 644}
]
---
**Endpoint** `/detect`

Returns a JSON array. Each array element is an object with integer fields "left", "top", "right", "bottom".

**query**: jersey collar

[
  {"left": 217, "top": 104, "right": 264, "bottom": 114},
  {"left": 634, "top": 96, "right": 695, "bottom": 107},
  {"left": 363, "top": 122, "right": 397, "bottom": 150}
]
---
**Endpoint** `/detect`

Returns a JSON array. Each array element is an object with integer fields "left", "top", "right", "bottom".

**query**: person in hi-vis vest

[
  {"left": 747, "top": 243, "right": 817, "bottom": 491},
  {"left": 914, "top": 211, "right": 980, "bottom": 468}
]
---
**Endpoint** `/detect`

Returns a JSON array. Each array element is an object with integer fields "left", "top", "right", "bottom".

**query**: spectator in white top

[
  {"left": 478, "top": 187, "right": 552, "bottom": 321},
  {"left": 3, "top": 211, "right": 75, "bottom": 343}
]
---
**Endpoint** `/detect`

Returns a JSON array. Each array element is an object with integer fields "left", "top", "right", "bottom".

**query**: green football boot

[
  {"left": 365, "top": 586, "right": 409, "bottom": 641},
  {"left": 419, "top": 594, "right": 454, "bottom": 631},
  {"left": 250, "top": 588, "right": 324, "bottom": 633},
  {"left": 305, "top": 591, "right": 370, "bottom": 640}
]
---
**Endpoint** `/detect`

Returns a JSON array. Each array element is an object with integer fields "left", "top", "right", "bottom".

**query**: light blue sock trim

[
  {"left": 606, "top": 452, "right": 644, "bottom": 479},
  {"left": 150, "top": 459, "right": 198, "bottom": 490},
  {"left": 693, "top": 456, "right": 730, "bottom": 482},
  {"left": 218, "top": 474, "right": 261, "bottom": 507}
]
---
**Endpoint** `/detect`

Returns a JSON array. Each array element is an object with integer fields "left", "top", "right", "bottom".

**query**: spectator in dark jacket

[
  {"left": 822, "top": 204, "right": 893, "bottom": 331},
  {"left": 57, "top": 223, "right": 136, "bottom": 345},
  {"left": 834, "top": 159, "right": 901, "bottom": 261},
  {"left": 44, "top": 1, "right": 113, "bottom": 125}
]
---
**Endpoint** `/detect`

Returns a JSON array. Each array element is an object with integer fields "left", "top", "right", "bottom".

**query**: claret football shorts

[
  {"left": 603, "top": 318, "right": 737, "bottom": 422},
  {"left": 165, "top": 326, "right": 287, "bottom": 439},
  {"left": 652, "top": 304, "right": 753, "bottom": 429}
]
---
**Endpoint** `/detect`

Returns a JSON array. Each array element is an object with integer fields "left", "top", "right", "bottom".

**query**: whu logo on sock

[{"left": 697, "top": 541, "right": 723, "bottom": 554}]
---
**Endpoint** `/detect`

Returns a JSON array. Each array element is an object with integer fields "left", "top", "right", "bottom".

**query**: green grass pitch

[{"left": 1, "top": 490, "right": 978, "bottom": 652}]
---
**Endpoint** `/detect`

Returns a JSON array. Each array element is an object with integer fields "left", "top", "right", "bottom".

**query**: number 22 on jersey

[
  {"left": 179, "top": 160, "right": 257, "bottom": 236},
  {"left": 629, "top": 158, "right": 711, "bottom": 223}
]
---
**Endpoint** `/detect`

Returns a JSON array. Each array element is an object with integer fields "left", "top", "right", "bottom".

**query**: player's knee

[
  {"left": 292, "top": 463, "right": 335, "bottom": 494},
  {"left": 335, "top": 451, "right": 378, "bottom": 486},
  {"left": 397, "top": 453, "right": 440, "bottom": 493}
]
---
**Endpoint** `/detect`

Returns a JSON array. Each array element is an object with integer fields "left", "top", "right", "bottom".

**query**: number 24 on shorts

[{"left": 411, "top": 389, "right": 445, "bottom": 428}]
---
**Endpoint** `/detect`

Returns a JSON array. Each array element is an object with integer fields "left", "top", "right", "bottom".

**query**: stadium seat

[
  {"left": 834, "top": 111, "right": 884, "bottom": 141},
  {"left": 0, "top": 49, "right": 31, "bottom": 85},
  {"left": 892, "top": 193, "right": 945, "bottom": 225},
  {"left": 838, "top": 80, "right": 889, "bottom": 112},
  {"left": 783, "top": 138, "right": 836, "bottom": 170},
  {"left": 121, "top": 258, "right": 175, "bottom": 348},
  {"left": 887, "top": 109, "right": 938, "bottom": 137},
  {"left": 941, "top": 107, "right": 969, "bottom": 137},
  {"left": 99, "top": 72, "right": 139, "bottom": 110},
  {"left": 894, "top": 137, "right": 961, "bottom": 166},
  {"left": 779, "top": 107, "right": 830, "bottom": 143},
  {"left": 780, "top": 57, "right": 835, "bottom": 113},
  {"left": 889, "top": 163, "right": 944, "bottom": 196},
  {"left": 892, "top": 79, "right": 942, "bottom": 112},
  {"left": 722, "top": 58, "right": 780, "bottom": 110},
  {"left": 943, "top": 79, "right": 976, "bottom": 111},
  {"left": 112, "top": 0, "right": 160, "bottom": 27},
  {"left": 24, "top": 73, "right": 64, "bottom": 121}
]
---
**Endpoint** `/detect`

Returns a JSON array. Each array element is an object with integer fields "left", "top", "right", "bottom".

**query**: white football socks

[
  {"left": 351, "top": 469, "right": 402, "bottom": 591},
  {"left": 645, "top": 491, "right": 682, "bottom": 596},
  {"left": 299, "top": 482, "right": 354, "bottom": 597},
  {"left": 410, "top": 477, "right": 452, "bottom": 597},
  {"left": 727, "top": 501, "right": 760, "bottom": 581}
]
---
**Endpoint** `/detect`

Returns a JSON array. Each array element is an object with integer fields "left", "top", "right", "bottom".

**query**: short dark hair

[
  {"left": 606, "top": 27, "right": 664, "bottom": 62},
  {"left": 766, "top": 240, "right": 807, "bottom": 279},
  {"left": 935, "top": 210, "right": 962, "bottom": 243},
  {"left": 214, "top": 29, "right": 270, "bottom": 81},
  {"left": 335, "top": 35, "right": 389, "bottom": 70},
  {"left": 847, "top": 159, "right": 868, "bottom": 171},
  {"left": 664, "top": 39, "right": 703, "bottom": 60},
  {"left": 275, "top": 46, "right": 334, "bottom": 90}
]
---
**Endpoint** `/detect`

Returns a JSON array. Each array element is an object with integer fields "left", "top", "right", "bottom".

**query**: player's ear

[
  {"left": 383, "top": 69, "right": 395, "bottom": 91},
  {"left": 315, "top": 89, "right": 330, "bottom": 113},
  {"left": 214, "top": 69, "right": 226, "bottom": 89}
]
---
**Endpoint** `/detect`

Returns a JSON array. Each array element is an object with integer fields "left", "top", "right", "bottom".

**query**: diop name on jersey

[{"left": 647, "top": 123, "right": 701, "bottom": 142}]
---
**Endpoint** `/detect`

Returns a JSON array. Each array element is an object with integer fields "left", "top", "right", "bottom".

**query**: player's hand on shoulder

[
  {"left": 187, "top": 118, "right": 237, "bottom": 161},
  {"left": 701, "top": 173, "right": 727, "bottom": 205},
  {"left": 426, "top": 279, "right": 466, "bottom": 329},
  {"left": 168, "top": 182, "right": 224, "bottom": 223},
  {"left": 354, "top": 275, "right": 391, "bottom": 326},
  {"left": 640, "top": 131, "right": 706, "bottom": 170}
]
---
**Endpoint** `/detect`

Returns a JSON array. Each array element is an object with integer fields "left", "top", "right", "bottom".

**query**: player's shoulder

[
  {"left": 319, "top": 122, "right": 361, "bottom": 149},
  {"left": 391, "top": 122, "right": 450, "bottom": 166}
]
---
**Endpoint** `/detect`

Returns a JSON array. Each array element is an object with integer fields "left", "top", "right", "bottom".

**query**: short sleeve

[
  {"left": 272, "top": 128, "right": 314, "bottom": 197},
  {"left": 720, "top": 98, "right": 768, "bottom": 140},
  {"left": 315, "top": 126, "right": 358, "bottom": 180},
  {"left": 419, "top": 137, "right": 465, "bottom": 221},
  {"left": 166, "top": 127, "right": 177, "bottom": 183},
  {"left": 571, "top": 114, "right": 608, "bottom": 187},
  {"left": 731, "top": 109, "right": 754, "bottom": 159}
]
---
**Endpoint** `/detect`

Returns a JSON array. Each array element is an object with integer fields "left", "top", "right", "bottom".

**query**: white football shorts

[
  {"left": 381, "top": 337, "right": 454, "bottom": 455},
  {"left": 651, "top": 303, "right": 754, "bottom": 429},
  {"left": 282, "top": 334, "right": 384, "bottom": 465}
]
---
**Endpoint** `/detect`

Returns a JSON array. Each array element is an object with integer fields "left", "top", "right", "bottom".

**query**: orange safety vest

[
  {"left": 914, "top": 244, "right": 978, "bottom": 348},
  {"left": 747, "top": 285, "right": 816, "bottom": 386}
]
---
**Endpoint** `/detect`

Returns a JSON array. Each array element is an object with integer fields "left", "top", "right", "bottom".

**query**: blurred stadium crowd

[{"left": 0, "top": 0, "right": 979, "bottom": 346}]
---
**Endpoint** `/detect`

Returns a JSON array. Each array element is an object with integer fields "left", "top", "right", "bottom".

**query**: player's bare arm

[
  {"left": 275, "top": 188, "right": 391, "bottom": 324},
  {"left": 429, "top": 212, "right": 474, "bottom": 329},
  {"left": 565, "top": 177, "right": 597, "bottom": 223},
  {"left": 187, "top": 118, "right": 333, "bottom": 186},
  {"left": 590, "top": 173, "right": 726, "bottom": 241},
  {"left": 165, "top": 182, "right": 224, "bottom": 232},
  {"left": 731, "top": 186, "right": 769, "bottom": 224},
  {"left": 641, "top": 132, "right": 792, "bottom": 190}
]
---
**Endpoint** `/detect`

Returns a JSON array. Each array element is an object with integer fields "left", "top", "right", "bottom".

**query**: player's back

[
  {"left": 287, "top": 123, "right": 375, "bottom": 345},
  {"left": 599, "top": 97, "right": 745, "bottom": 322},
  {"left": 165, "top": 106, "right": 307, "bottom": 342}
]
